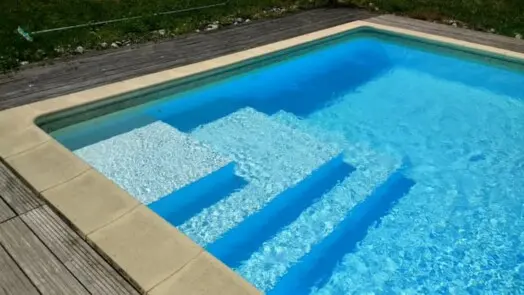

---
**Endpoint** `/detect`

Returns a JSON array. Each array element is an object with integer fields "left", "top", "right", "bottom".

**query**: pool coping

[{"left": 1, "top": 20, "right": 523, "bottom": 294}]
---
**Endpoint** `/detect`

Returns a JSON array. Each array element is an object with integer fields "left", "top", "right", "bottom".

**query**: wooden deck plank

[
  {"left": 0, "top": 245, "right": 39, "bottom": 295},
  {"left": 22, "top": 206, "right": 139, "bottom": 295},
  {"left": 0, "top": 160, "right": 43, "bottom": 215},
  {"left": 368, "top": 15, "right": 524, "bottom": 53},
  {"left": 0, "top": 8, "right": 374, "bottom": 110},
  {"left": 0, "top": 217, "right": 90, "bottom": 295},
  {"left": 0, "top": 197, "right": 15, "bottom": 223}
]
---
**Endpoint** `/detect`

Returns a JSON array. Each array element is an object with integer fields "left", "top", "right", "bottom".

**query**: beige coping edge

[{"left": 1, "top": 20, "right": 523, "bottom": 294}]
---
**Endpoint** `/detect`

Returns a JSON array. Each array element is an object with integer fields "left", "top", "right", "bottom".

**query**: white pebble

[{"left": 205, "top": 24, "right": 219, "bottom": 31}]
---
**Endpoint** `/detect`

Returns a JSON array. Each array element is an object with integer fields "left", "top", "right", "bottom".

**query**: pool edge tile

[
  {"left": 28, "top": 82, "right": 138, "bottom": 118},
  {"left": 73, "top": 81, "right": 135, "bottom": 104},
  {"left": 122, "top": 70, "right": 185, "bottom": 90},
  {"left": 28, "top": 94, "right": 91, "bottom": 116},
  {"left": 257, "top": 21, "right": 363, "bottom": 53},
  {"left": 42, "top": 169, "right": 141, "bottom": 237},
  {"left": 0, "top": 125, "right": 50, "bottom": 159},
  {"left": 360, "top": 21, "right": 524, "bottom": 60},
  {"left": 0, "top": 105, "right": 38, "bottom": 133},
  {"left": 87, "top": 205, "right": 203, "bottom": 292},
  {"left": 148, "top": 251, "right": 261, "bottom": 295},
  {"left": 0, "top": 106, "right": 47, "bottom": 159},
  {"left": 5, "top": 140, "right": 90, "bottom": 192}
]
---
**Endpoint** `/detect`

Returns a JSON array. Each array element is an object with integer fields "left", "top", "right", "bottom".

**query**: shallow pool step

[
  {"left": 148, "top": 164, "right": 247, "bottom": 226},
  {"left": 74, "top": 121, "right": 233, "bottom": 205},
  {"left": 271, "top": 111, "right": 403, "bottom": 170},
  {"left": 235, "top": 154, "right": 405, "bottom": 292},
  {"left": 207, "top": 154, "right": 354, "bottom": 265},
  {"left": 179, "top": 107, "right": 342, "bottom": 247},
  {"left": 269, "top": 172, "right": 415, "bottom": 295}
]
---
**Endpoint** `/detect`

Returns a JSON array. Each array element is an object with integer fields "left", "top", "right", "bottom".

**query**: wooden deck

[
  {"left": 368, "top": 15, "right": 524, "bottom": 53},
  {"left": 0, "top": 159, "right": 140, "bottom": 295},
  {"left": 1, "top": 8, "right": 524, "bottom": 295}
]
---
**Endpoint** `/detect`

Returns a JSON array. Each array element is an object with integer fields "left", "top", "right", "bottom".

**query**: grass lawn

[
  {"left": 0, "top": 0, "right": 328, "bottom": 71},
  {"left": 1, "top": 0, "right": 523, "bottom": 72}
]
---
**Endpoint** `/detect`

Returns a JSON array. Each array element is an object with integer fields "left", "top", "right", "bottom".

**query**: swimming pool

[{"left": 46, "top": 28, "right": 524, "bottom": 294}]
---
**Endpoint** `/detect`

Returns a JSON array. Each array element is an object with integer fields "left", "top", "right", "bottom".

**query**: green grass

[
  {"left": 0, "top": 0, "right": 328, "bottom": 72},
  {"left": 1, "top": 0, "right": 523, "bottom": 72}
]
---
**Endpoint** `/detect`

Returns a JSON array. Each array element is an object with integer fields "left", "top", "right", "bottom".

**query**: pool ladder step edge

[
  {"left": 206, "top": 153, "right": 352, "bottom": 264},
  {"left": 268, "top": 170, "right": 415, "bottom": 294},
  {"left": 148, "top": 162, "right": 241, "bottom": 225}
]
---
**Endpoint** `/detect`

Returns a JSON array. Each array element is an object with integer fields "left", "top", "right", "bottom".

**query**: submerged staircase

[
  {"left": 179, "top": 107, "right": 347, "bottom": 246},
  {"left": 74, "top": 106, "right": 414, "bottom": 294},
  {"left": 222, "top": 111, "right": 413, "bottom": 292},
  {"left": 267, "top": 114, "right": 415, "bottom": 294}
]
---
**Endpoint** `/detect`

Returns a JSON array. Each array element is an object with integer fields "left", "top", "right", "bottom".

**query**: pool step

[
  {"left": 148, "top": 164, "right": 247, "bottom": 226},
  {"left": 207, "top": 154, "right": 355, "bottom": 265},
  {"left": 271, "top": 111, "right": 403, "bottom": 170},
  {"left": 269, "top": 172, "right": 415, "bottom": 294},
  {"left": 179, "top": 107, "right": 343, "bottom": 246},
  {"left": 218, "top": 111, "right": 410, "bottom": 292},
  {"left": 74, "top": 121, "right": 233, "bottom": 205}
]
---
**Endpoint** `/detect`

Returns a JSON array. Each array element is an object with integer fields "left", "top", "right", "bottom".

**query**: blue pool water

[{"left": 51, "top": 31, "right": 524, "bottom": 294}]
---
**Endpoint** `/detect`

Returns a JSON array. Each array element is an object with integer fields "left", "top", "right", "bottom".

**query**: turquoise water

[{"left": 52, "top": 32, "right": 524, "bottom": 294}]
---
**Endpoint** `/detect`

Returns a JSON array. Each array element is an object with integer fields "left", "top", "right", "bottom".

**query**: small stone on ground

[{"left": 205, "top": 24, "right": 219, "bottom": 31}]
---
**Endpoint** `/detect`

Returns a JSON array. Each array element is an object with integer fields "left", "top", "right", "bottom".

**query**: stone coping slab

[{"left": 0, "top": 21, "right": 523, "bottom": 294}]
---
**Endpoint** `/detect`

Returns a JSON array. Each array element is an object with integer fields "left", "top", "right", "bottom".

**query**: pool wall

[{"left": 1, "top": 20, "right": 524, "bottom": 295}]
